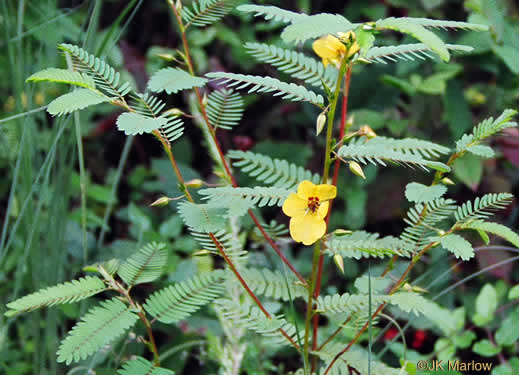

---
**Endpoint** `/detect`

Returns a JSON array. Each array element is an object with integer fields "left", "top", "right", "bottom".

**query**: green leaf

[
  {"left": 206, "top": 72, "right": 324, "bottom": 106},
  {"left": 375, "top": 17, "right": 450, "bottom": 61},
  {"left": 495, "top": 308, "right": 519, "bottom": 346},
  {"left": 5, "top": 277, "right": 106, "bottom": 317},
  {"left": 118, "top": 242, "right": 168, "bottom": 287},
  {"left": 59, "top": 44, "right": 131, "bottom": 100},
  {"left": 405, "top": 182, "right": 447, "bottom": 203},
  {"left": 464, "top": 220, "right": 519, "bottom": 248},
  {"left": 474, "top": 283, "right": 497, "bottom": 326},
  {"left": 228, "top": 150, "right": 320, "bottom": 189},
  {"left": 144, "top": 270, "right": 226, "bottom": 324},
  {"left": 472, "top": 339, "right": 501, "bottom": 357},
  {"left": 408, "top": 18, "right": 488, "bottom": 31},
  {"left": 436, "top": 234, "right": 474, "bottom": 260},
  {"left": 444, "top": 80, "right": 472, "bottom": 139},
  {"left": 182, "top": 0, "right": 237, "bottom": 28},
  {"left": 280, "top": 13, "right": 358, "bottom": 44},
  {"left": 240, "top": 268, "right": 307, "bottom": 301},
  {"left": 206, "top": 89, "right": 244, "bottom": 129},
  {"left": 237, "top": 4, "right": 307, "bottom": 24},
  {"left": 177, "top": 201, "right": 227, "bottom": 233},
  {"left": 116, "top": 112, "right": 168, "bottom": 135},
  {"left": 455, "top": 193, "right": 513, "bottom": 222},
  {"left": 27, "top": 68, "right": 96, "bottom": 89},
  {"left": 57, "top": 298, "right": 139, "bottom": 364},
  {"left": 148, "top": 68, "right": 208, "bottom": 94},
  {"left": 509, "top": 285, "right": 519, "bottom": 300},
  {"left": 366, "top": 43, "right": 472, "bottom": 64},
  {"left": 118, "top": 357, "right": 174, "bottom": 375},
  {"left": 492, "top": 44, "right": 519, "bottom": 74},
  {"left": 244, "top": 42, "right": 338, "bottom": 88},
  {"left": 452, "top": 331, "right": 476, "bottom": 349},
  {"left": 47, "top": 89, "right": 111, "bottom": 116},
  {"left": 452, "top": 153, "right": 483, "bottom": 189}
]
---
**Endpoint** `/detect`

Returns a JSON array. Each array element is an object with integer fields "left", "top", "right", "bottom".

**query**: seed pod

[
  {"left": 333, "top": 253, "right": 345, "bottom": 274},
  {"left": 349, "top": 161, "right": 366, "bottom": 179},
  {"left": 316, "top": 112, "right": 327, "bottom": 136}
]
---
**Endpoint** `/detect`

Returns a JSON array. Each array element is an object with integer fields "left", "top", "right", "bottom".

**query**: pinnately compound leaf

[
  {"left": 144, "top": 270, "right": 226, "bottom": 324},
  {"left": 405, "top": 182, "right": 447, "bottom": 203},
  {"left": 206, "top": 89, "right": 244, "bottom": 129},
  {"left": 27, "top": 68, "right": 96, "bottom": 89},
  {"left": 148, "top": 68, "right": 208, "bottom": 94},
  {"left": 237, "top": 4, "right": 307, "bottom": 24},
  {"left": 57, "top": 298, "right": 139, "bottom": 364},
  {"left": 182, "top": 0, "right": 237, "bottom": 28},
  {"left": 118, "top": 357, "right": 174, "bottom": 375},
  {"left": 435, "top": 233, "right": 475, "bottom": 260},
  {"left": 177, "top": 201, "right": 228, "bottom": 232},
  {"left": 47, "top": 89, "right": 111, "bottom": 116},
  {"left": 118, "top": 242, "right": 168, "bottom": 287},
  {"left": 5, "top": 277, "right": 106, "bottom": 317},
  {"left": 281, "top": 13, "right": 358, "bottom": 44},
  {"left": 116, "top": 112, "right": 168, "bottom": 135}
]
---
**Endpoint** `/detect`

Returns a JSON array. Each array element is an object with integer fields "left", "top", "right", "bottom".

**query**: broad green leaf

[
  {"left": 495, "top": 307, "right": 519, "bottom": 346},
  {"left": 509, "top": 285, "right": 519, "bottom": 300},
  {"left": 452, "top": 153, "right": 483, "bottom": 189},
  {"left": 452, "top": 331, "right": 476, "bottom": 349},
  {"left": 472, "top": 339, "right": 501, "bottom": 357},
  {"left": 116, "top": 113, "right": 168, "bottom": 135},
  {"left": 474, "top": 283, "right": 497, "bottom": 326}
]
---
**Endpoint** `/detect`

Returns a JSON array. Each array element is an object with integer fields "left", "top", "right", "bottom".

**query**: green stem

[{"left": 303, "top": 241, "right": 322, "bottom": 371}]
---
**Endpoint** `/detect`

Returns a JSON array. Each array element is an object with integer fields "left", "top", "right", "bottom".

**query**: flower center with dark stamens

[{"left": 307, "top": 196, "right": 320, "bottom": 213}]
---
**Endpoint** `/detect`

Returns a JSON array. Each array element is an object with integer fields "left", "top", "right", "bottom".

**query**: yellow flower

[
  {"left": 282, "top": 180, "right": 337, "bottom": 245},
  {"left": 312, "top": 35, "right": 346, "bottom": 68}
]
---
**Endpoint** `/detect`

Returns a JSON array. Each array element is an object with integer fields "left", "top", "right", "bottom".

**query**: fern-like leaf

[
  {"left": 228, "top": 150, "right": 320, "bottom": 189},
  {"left": 118, "top": 242, "right": 168, "bottom": 287},
  {"left": 405, "top": 182, "right": 447, "bottom": 204},
  {"left": 316, "top": 293, "right": 389, "bottom": 315},
  {"left": 280, "top": 13, "right": 359, "bottom": 44},
  {"left": 316, "top": 343, "right": 401, "bottom": 375},
  {"left": 325, "top": 231, "right": 411, "bottom": 260},
  {"left": 434, "top": 233, "right": 474, "bottom": 260},
  {"left": 367, "top": 136, "right": 450, "bottom": 158},
  {"left": 237, "top": 4, "right": 307, "bottom": 24},
  {"left": 144, "top": 270, "right": 226, "bottom": 324},
  {"left": 116, "top": 112, "right": 168, "bottom": 135},
  {"left": 407, "top": 18, "right": 488, "bottom": 31},
  {"left": 177, "top": 201, "right": 228, "bottom": 233},
  {"left": 375, "top": 17, "right": 450, "bottom": 61},
  {"left": 365, "top": 43, "right": 473, "bottom": 64},
  {"left": 455, "top": 193, "right": 514, "bottom": 222},
  {"left": 214, "top": 299, "right": 298, "bottom": 346},
  {"left": 148, "top": 67, "right": 207, "bottom": 94},
  {"left": 401, "top": 198, "right": 457, "bottom": 249},
  {"left": 206, "top": 72, "right": 324, "bottom": 106},
  {"left": 59, "top": 44, "right": 131, "bottom": 100},
  {"left": 182, "top": 0, "right": 237, "bottom": 28},
  {"left": 456, "top": 109, "right": 517, "bottom": 154},
  {"left": 240, "top": 268, "right": 307, "bottom": 301},
  {"left": 463, "top": 220, "right": 519, "bottom": 248},
  {"left": 118, "top": 357, "right": 174, "bottom": 375},
  {"left": 338, "top": 139, "right": 450, "bottom": 172},
  {"left": 252, "top": 220, "right": 288, "bottom": 240},
  {"left": 47, "top": 89, "right": 111, "bottom": 116},
  {"left": 191, "top": 229, "right": 248, "bottom": 264},
  {"left": 199, "top": 186, "right": 291, "bottom": 217},
  {"left": 130, "top": 92, "right": 166, "bottom": 117},
  {"left": 207, "top": 89, "right": 244, "bottom": 129},
  {"left": 245, "top": 42, "right": 338, "bottom": 88},
  {"left": 27, "top": 68, "right": 96, "bottom": 89},
  {"left": 5, "top": 277, "right": 106, "bottom": 317},
  {"left": 57, "top": 298, "right": 139, "bottom": 364}
]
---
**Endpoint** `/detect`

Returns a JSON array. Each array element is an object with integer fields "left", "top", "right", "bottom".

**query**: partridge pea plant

[{"left": 5, "top": 2, "right": 519, "bottom": 374}]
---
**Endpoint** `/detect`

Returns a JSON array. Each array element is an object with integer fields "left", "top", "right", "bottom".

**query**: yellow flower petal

[
  {"left": 315, "top": 184, "right": 337, "bottom": 201},
  {"left": 316, "top": 200, "right": 330, "bottom": 220},
  {"left": 313, "top": 35, "right": 346, "bottom": 68},
  {"left": 289, "top": 214, "right": 327, "bottom": 245},
  {"left": 282, "top": 193, "right": 307, "bottom": 218},
  {"left": 297, "top": 180, "right": 317, "bottom": 199}
]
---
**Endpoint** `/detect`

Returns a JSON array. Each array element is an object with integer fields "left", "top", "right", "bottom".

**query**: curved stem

[{"left": 167, "top": 0, "right": 306, "bottom": 286}]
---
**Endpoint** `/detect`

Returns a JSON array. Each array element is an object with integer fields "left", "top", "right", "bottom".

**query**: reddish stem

[{"left": 311, "top": 67, "right": 353, "bottom": 361}]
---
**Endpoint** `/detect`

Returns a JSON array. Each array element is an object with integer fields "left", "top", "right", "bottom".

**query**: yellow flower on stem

[
  {"left": 282, "top": 180, "right": 337, "bottom": 245},
  {"left": 312, "top": 35, "right": 346, "bottom": 68}
]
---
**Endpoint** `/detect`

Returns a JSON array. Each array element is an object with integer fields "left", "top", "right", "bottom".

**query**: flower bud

[
  {"left": 202, "top": 93, "right": 208, "bottom": 107},
  {"left": 358, "top": 125, "right": 377, "bottom": 139},
  {"left": 334, "top": 229, "right": 353, "bottom": 236},
  {"left": 163, "top": 108, "right": 184, "bottom": 117},
  {"left": 349, "top": 161, "right": 366, "bottom": 179},
  {"left": 185, "top": 178, "right": 204, "bottom": 188},
  {"left": 316, "top": 112, "right": 327, "bottom": 136},
  {"left": 150, "top": 196, "right": 172, "bottom": 207},
  {"left": 175, "top": 0, "right": 182, "bottom": 11},
  {"left": 441, "top": 177, "right": 455, "bottom": 185},
  {"left": 333, "top": 253, "right": 345, "bottom": 274}
]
